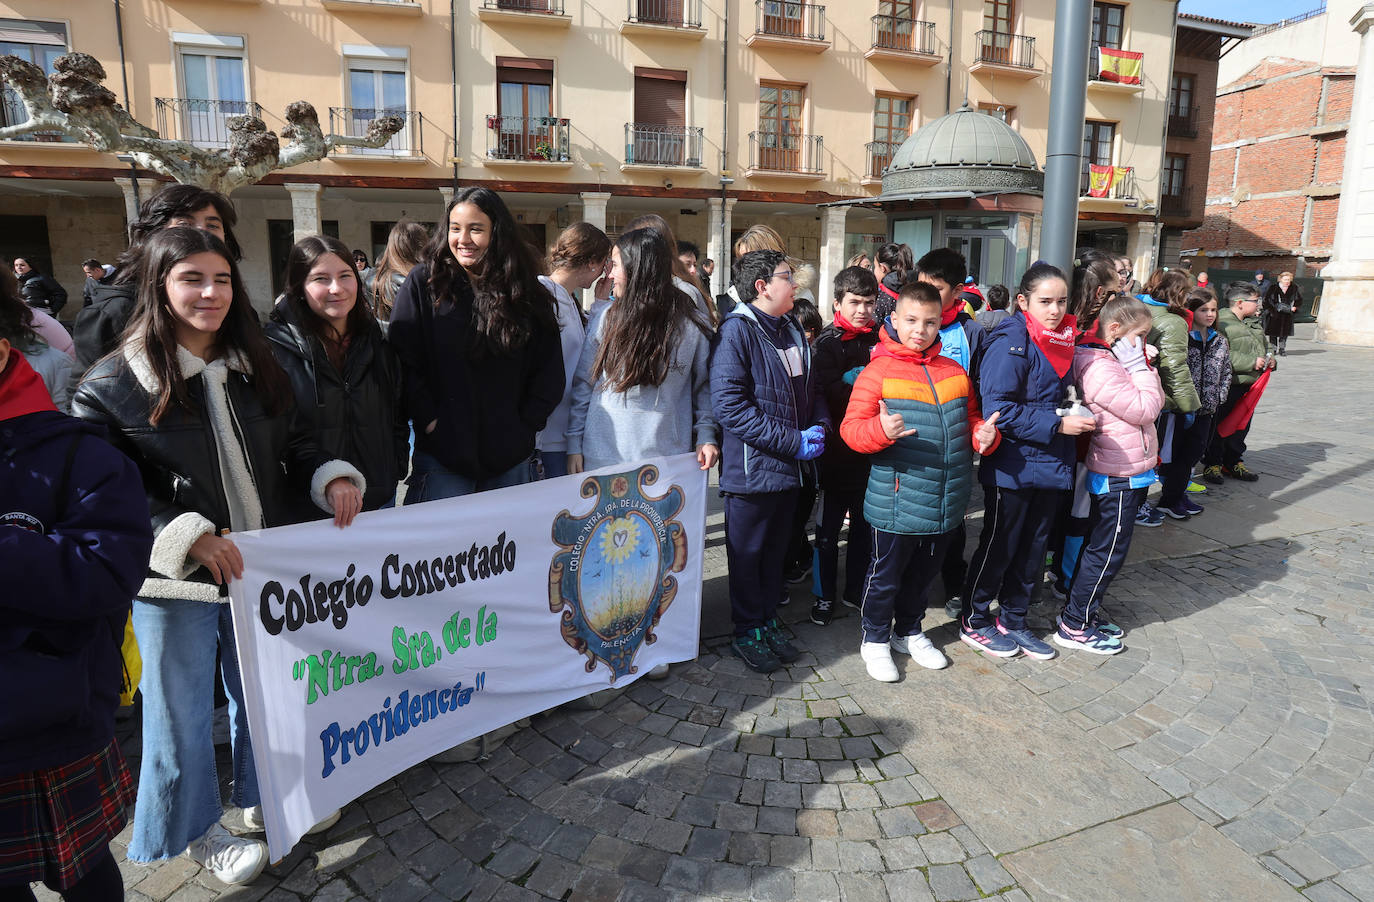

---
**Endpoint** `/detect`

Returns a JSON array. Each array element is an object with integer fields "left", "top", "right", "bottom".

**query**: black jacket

[
  {"left": 18, "top": 270, "right": 68, "bottom": 316},
  {"left": 72, "top": 279, "right": 137, "bottom": 377},
  {"left": 1, "top": 360, "right": 152, "bottom": 776},
  {"left": 72, "top": 344, "right": 337, "bottom": 601},
  {"left": 388, "top": 266, "right": 565, "bottom": 480},
  {"left": 265, "top": 300, "right": 408, "bottom": 517},
  {"left": 811, "top": 323, "right": 879, "bottom": 489}
]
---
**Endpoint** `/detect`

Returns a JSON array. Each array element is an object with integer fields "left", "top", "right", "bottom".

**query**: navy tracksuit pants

[
  {"left": 963, "top": 485, "right": 1066, "bottom": 631},
  {"left": 1203, "top": 383, "right": 1252, "bottom": 469},
  {"left": 724, "top": 490, "right": 798, "bottom": 636},
  {"left": 812, "top": 483, "right": 872, "bottom": 605},
  {"left": 939, "top": 522, "right": 967, "bottom": 604},
  {"left": 1062, "top": 481, "right": 1147, "bottom": 629},
  {"left": 860, "top": 528, "right": 952, "bottom": 644},
  {"left": 1159, "top": 414, "right": 1213, "bottom": 508}
]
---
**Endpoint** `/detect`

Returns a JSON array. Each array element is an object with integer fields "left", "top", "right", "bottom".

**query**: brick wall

[
  {"left": 1237, "top": 137, "right": 1314, "bottom": 195},
  {"left": 1307, "top": 195, "right": 1341, "bottom": 249},
  {"left": 1211, "top": 91, "right": 1243, "bottom": 145},
  {"left": 1315, "top": 134, "right": 1346, "bottom": 185},
  {"left": 1322, "top": 74, "right": 1355, "bottom": 124}
]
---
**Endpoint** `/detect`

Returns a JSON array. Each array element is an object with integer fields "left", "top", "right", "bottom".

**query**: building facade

[{"left": 1, "top": 0, "right": 1188, "bottom": 314}]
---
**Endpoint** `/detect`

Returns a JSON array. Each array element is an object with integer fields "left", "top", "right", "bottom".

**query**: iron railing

[
  {"left": 870, "top": 14, "right": 937, "bottom": 54},
  {"left": 973, "top": 30, "right": 1036, "bottom": 69},
  {"left": 624, "top": 124, "right": 703, "bottom": 167},
  {"left": 328, "top": 108, "right": 421, "bottom": 157},
  {"left": 155, "top": 97, "right": 264, "bottom": 147},
  {"left": 485, "top": 114, "right": 571, "bottom": 162},
  {"left": 1161, "top": 187, "right": 1191, "bottom": 216},
  {"left": 748, "top": 130, "right": 823, "bottom": 174},
  {"left": 627, "top": 0, "right": 702, "bottom": 27},
  {"left": 1080, "top": 166, "right": 1136, "bottom": 200},
  {"left": 754, "top": 0, "right": 827, "bottom": 42},
  {"left": 865, "top": 140, "right": 901, "bottom": 179},
  {"left": 1249, "top": 4, "right": 1324, "bottom": 37},
  {"left": 1167, "top": 105, "right": 1199, "bottom": 139},
  {"left": 482, "top": 0, "right": 566, "bottom": 13},
  {"left": 1, "top": 91, "right": 72, "bottom": 142}
]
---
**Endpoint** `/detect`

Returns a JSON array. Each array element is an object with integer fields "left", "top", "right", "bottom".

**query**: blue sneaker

[
  {"left": 959, "top": 623, "right": 1020, "bottom": 658},
  {"left": 1135, "top": 503, "right": 1165, "bottom": 528},
  {"left": 1180, "top": 497, "right": 1204, "bottom": 516},
  {"left": 996, "top": 619, "right": 1057, "bottom": 660},
  {"left": 1054, "top": 620, "right": 1124, "bottom": 655},
  {"left": 1091, "top": 613, "right": 1125, "bottom": 639}
]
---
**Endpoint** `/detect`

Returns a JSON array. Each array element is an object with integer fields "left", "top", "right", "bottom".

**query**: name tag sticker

[{"left": 777, "top": 346, "right": 804, "bottom": 377}]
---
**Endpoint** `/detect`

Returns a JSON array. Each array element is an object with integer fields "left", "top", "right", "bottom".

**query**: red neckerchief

[
  {"left": 0, "top": 350, "right": 58, "bottom": 421},
  {"left": 1024, "top": 312, "right": 1079, "bottom": 378},
  {"left": 941, "top": 303, "right": 962, "bottom": 327},
  {"left": 874, "top": 321, "right": 943, "bottom": 362},
  {"left": 832, "top": 309, "right": 873, "bottom": 342}
]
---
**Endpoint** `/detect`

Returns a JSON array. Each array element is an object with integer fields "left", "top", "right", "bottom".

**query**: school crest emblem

[{"left": 548, "top": 465, "right": 688, "bottom": 682}]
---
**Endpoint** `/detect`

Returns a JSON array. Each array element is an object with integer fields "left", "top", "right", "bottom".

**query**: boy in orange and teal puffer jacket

[{"left": 840, "top": 282, "right": 1001, "bottom": 683}]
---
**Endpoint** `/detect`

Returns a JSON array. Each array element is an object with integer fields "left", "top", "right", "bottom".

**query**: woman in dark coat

[{"left": 1262, "top": 270, "right": 1301, "bottom": 355}]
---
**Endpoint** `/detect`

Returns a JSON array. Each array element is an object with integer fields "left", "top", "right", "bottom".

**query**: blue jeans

[
  {"left": 128, "top": 597, "right": 258, "bottom": 862},
  {"left": 404, "top": 449, "right": 531, "bottom": 504},
  {"left": 536, "top": 450, "right": 568, "bottom": 480}
]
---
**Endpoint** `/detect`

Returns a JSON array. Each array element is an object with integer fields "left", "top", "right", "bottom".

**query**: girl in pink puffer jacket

[{"left": 1055, "top": 295, "right": 1163, "bottom": 656}]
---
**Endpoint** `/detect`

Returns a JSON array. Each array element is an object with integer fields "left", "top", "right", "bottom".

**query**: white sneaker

[
  {"left": 890, "top": 632, "right": 949, "bottom": 670},
  {"left": 243, "top": 806, "right": 341, "bottom": 836},
  {"left": 860, "top": 641, "right": 899, "bottom": 682},
  {"left": 647, "top": 663, "right": 671, "bottom": 680},
  {"left": 186, "top": 822, "right": 267, "bottom": 886}
]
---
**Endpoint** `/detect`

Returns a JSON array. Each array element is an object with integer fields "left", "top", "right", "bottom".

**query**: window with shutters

[
  {"left": 983, "top": 0, "right": 1012, "bottom": 35},
  {"left": 630, "top": 68, "right": 688, "bottom": 165},
  {"left": 758, "top": 82, "right": 804, "bottom": 171},
  {"left": 495, "top": 57, "right": 553, "bottom": 159},
  {"left": 1090, "top": 2, "right": 1124, "bottom": 49},
  {"left": 1081, "top": 120, "right": 1116, "bottom": 192},
  {"left": 1163, "top": 154, "right": 1187, "bottom": 197},
  {"left": 869, "top": 94, "right": 914, "bottom": 176},
  {"left": 0, "top": 20, "right": 68, "bottom": 140}
]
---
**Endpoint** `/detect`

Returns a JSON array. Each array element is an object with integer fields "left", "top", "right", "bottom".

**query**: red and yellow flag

[
  {"left": 1098, "top": 48, "right": 1143, "bottom": 84},
  {"left": 1088, "top": 164, "right": 1115, "bottom": 198}
]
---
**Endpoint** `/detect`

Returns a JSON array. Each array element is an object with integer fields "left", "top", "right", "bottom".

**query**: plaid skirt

[{"left": 0, "top": 739, "right": 134, "bottom": 890}]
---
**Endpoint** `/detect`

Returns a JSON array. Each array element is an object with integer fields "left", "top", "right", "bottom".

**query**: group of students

[
  {"left": 713, "top": 241, "right": 1278, "bottom": 683},
  {"left": 0, "top": 176, "right": 1282, "bottom": 897}
]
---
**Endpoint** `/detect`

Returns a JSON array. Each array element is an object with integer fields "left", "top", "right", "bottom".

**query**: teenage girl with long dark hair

[
  {"left": 72, "top": 228, "right": 363, "bottom": 886},
  {"left": 388, "top": 187, "right": 565, "bottom": 500}
]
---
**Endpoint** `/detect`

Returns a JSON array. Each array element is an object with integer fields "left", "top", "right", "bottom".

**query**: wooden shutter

[{"left": 633, "top": 68, "right": 685, "bottom": 127}]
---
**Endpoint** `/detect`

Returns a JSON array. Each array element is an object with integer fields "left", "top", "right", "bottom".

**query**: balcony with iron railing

[
  {"left": 747, "top": 1, "right": 830, "bottom": 52},
  {"left": 865, "top": 14, "right": 939, "bottom": 64},
  {"left": 970, "top": 31, "right": 1039, "bottom": 79},
  {"left": 622, "top": 0, "right": 705, "bottom": 35},
  {"left": 1167, "top": 105, "right": 1200, "bottom": 139},
  {"left": 1087, "top": 45, "right": 1145, "bottom": 95},
  {"left": 1080, "top": 165, "right": 1137, "bottom": 202},
  {"left": 864, "top": 140, "right": 902, "bottom": 183},
  {"left": 1161, "top": 186, "right": 1192, "bottom": 217},
  {"left": 477, "top": 0, "right": 571, "bottom": 26},
  {"left": 155, "top": 97, "right": 264, "bottom": 148},
  {"left": 623, "top": 124, "right": 704, "bottom": 170},
  {"left": 483, "top": 114, "right": 572, "bottom": 166},
  {"left": 744, "top": 130, "right": 824, "bottom": 179},
  {"left": 327, "top": 108, "right": 422, "bottom": 159}
]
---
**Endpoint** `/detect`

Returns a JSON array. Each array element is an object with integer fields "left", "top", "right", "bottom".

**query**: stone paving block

[
  {"left": 949, "top": 825, "right": 987, "bottom": 857},
  {"left": 737, "top": 778, "right": 765, "bottom": 805},
  {"left": 836, "top": 871, "right": 889, "bottom": 902},
  {"left": 881, "top": 869, "right": 936, "bottom": 902},
  {"left": 727, "top": 831, "right": 770, "bottom": 865},
  {"left": 836, "top": 809, "right": 882, "bottom": 839},
  {"left": 770, "top": 833, "right": 811, "bottom": 867},
  {"left": 685, "top": 825, "right": 730, "bottom": 861},
  {"left": 1302, "top": 881, "right": 1361, "bottom": 902},
  {"left": 784, "top": 757, "right": 823, "bottom": 783},
  {"left": 645, "top": 817, "right": 693, "bottom": 853},
  {"left": 913, "top": 801, "right": 962, "bottom": 831},
  {"left": 1260, "top": 854, "right": 1308, "bottom": 887},
  {"left": 716, "top": 802, "right": 757, "bottom": 832},
  {"left": 838, "top": 839, "right": 884, "bottom": 871},
  {"left": 793, "top": 870, "right": 842, "bottom": 901},
  {"left": 875, "top": 805, "right": 925, "bottom": 838},
  {"left": 927, "top": 863, "right": 981, "bottom": 901},
  {"left": 919, "top": 831, "right": 967, "bottom": 864},
  {"left": 798, "top": 808, "right": 840, "bottom": 838},
  {"left": 756, "top": 806, "right": 798, "bottom": 836},
  {"left": 840, "top": 783, "right": 882, "bottom": 809},
  {"left": 701, "top": 861, "right": 751, "bottom": 898},
  {"left": 660, "top": 855, "right": 709, "bottom": 893},
  {"left": 700, "top": 774, "right": 744, "bottom": 802},
  {"left": 569, "top": 868, "right": 625, "bottom": 902},
  {"left": 966, "top": 854, "right": 1016, "bottom": 894},
  {"left": 620, "top": 848, "right": 671, "bottom": 884},
  {"left": 348, "top": 850, "right": 408, "bottom": 897},
  {"left": 746, "top": 754, "right": 782, "bottom": 781},
  {"left": 876, "top": 835, "right": 928, "bottom": 870},
  {"left": 751, "top": 865, "right": 795, "bottom": 902}
]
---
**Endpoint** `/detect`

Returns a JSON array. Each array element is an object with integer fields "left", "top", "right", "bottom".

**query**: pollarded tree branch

[{"left": 0, "top": 52, "right": 406, "bottom": 195}]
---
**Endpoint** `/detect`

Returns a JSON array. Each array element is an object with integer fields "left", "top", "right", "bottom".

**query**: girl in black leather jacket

[
  {"left": 266, "top": 235, "right": 408, "bottom": 516},
  {"left": 71, "top": 228, "right": 363, "bottom": 884}
]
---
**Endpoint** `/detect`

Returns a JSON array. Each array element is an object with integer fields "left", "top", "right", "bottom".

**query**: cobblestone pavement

[{"left": 36, "top": 327, "right": 1374, "bottom": 902}]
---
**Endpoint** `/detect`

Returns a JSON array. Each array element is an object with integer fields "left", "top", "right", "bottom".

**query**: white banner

[{"left": 227, "top": 455, "right": 706, "bottom": 860}]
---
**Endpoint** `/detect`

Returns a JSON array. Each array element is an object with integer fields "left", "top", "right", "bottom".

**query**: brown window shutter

[{"left": 633, "top": 69, "right": 686, "bottom": 126}]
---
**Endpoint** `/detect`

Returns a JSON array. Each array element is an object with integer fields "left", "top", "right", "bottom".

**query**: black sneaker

[
  {"left": 810, "top": 598, "right": 835, "bottom": 626},
  {"left": 1224, "top": 462, "right": 1259, "bottom": 482},
  {"left": 764, "top": 619, "right": 801, "bottom": 663},
  {"left": 732, "top": 629, "right": 781, "bottom": 673},
  {"left": 784, "top": 561, "right": 812, "bottom": 584}
]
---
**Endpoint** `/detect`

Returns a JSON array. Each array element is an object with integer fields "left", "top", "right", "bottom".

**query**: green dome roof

[{"left": 881, "top": 103, "right": 1042, "bottom": 196}]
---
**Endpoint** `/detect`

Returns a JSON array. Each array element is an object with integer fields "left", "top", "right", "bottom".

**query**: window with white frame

[
  {"left": 343, "top": 45, "right": 411, "bottom": 155},
  {"left": 0, "top": 20, "right": 69, "bottom": 139},
  {"left": 170, "top": 33, "right": 249, "bottom": 147}
]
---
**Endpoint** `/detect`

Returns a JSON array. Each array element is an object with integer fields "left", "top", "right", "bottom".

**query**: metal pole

[{"left": 1039, "top": 0, "right": 1093, "bottom": 275}]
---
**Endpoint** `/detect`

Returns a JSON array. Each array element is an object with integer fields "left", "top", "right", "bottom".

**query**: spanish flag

[
  {"left": 1088, "top": 164, "right": 1115, "bottom": 198},
  {"left": 1098, "top": 48, "right": 1143, "bottom": 84}
]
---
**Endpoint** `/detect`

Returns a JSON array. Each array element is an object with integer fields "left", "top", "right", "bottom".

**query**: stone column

[
  {"left": 439, "top": 186, "right": 453, "bottom": 211},
  {"left": 706, "top": 196, "right": 737, "bottom": 297},
  {"left": 1317, "top": 3, "right": 1374, "bottom": 346},
  {"left": 818, "top": 205, "right": 849, "bottom": 320},
  {"left": 113, "top": 177, "right": 140, "bottom": 231},
  {"left": 579, "top": 191, "right": 611, "bottom": 233},
  {"left": 285, "top": 183, "right": 324, "bottom": 244},
  {"left": 1126, "top": 220, "right": 1157, "bottom": 283}
]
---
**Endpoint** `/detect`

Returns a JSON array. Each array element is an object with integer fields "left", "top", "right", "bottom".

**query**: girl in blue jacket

[{"left": 959, "top": 263, "right": 1097, "bottom": 661}]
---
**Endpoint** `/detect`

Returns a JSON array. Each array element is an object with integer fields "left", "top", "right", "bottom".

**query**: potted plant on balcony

[
  {"left": 532, "top": 139, "right": 554, "bottom": 161},
  {"left": 485, "top": 115, "right": 500, "bottom": 130}
]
